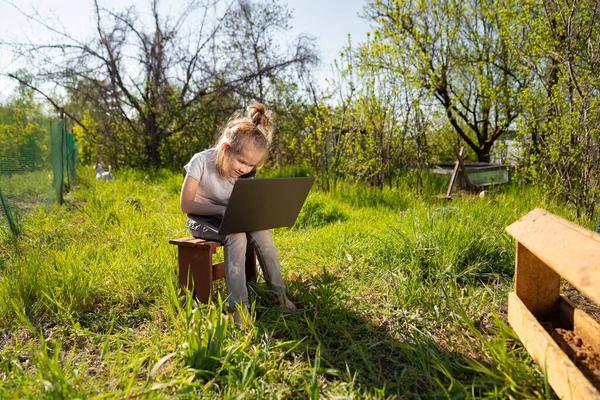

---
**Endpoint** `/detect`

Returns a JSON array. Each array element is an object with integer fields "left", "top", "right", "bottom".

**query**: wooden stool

[{"left": 169, "top": 237, "right": 257, "bottom": 303}]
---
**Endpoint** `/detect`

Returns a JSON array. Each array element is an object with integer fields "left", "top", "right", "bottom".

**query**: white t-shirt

[{"left": 184, "top": 148, "right": 234, "bottom": 206}]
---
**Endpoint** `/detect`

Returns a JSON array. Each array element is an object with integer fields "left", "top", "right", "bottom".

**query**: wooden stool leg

[
  {"left": 177, "top": 246, "right": 214, "bottom": 303},
  {"left": 245, "top": 242, "right": 257, "bottom": 282}
]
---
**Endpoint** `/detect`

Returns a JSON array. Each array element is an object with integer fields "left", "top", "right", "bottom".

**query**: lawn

[{"left": 0, "top": 167, "right": 587, "bottom": 398}]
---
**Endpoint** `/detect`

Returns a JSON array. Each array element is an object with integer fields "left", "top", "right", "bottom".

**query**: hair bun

[{"left": 247, "top": 102, "right": 269, "bottom": 127}]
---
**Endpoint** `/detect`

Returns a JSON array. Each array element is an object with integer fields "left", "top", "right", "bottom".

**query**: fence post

[
  {"left": 58, "top": 108, "right": 65, "bottom": 205},
  {"left": 64, "top": 116, "right": 71, "bottom": 191}
]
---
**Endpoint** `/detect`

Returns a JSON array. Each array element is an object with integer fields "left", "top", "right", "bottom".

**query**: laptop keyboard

[{"left": 202, "top": 217, "right": 222, "bottom": 230}]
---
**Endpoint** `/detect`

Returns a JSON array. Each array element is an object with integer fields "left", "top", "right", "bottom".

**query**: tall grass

[{"left": 0, "top": 166, "right": 581, "bottom": 398}]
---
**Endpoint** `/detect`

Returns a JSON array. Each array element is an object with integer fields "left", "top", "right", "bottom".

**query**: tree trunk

[{"left": 475, "top": 146, "right": 491, "bottom": 163}]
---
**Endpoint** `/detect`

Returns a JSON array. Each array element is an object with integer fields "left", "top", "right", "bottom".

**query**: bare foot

[
  {"left": 285, "top": 297, "right": 297, "bottom": 312},
  {"left": 278, "top": 296, "right": 297, "bottom": 312}
]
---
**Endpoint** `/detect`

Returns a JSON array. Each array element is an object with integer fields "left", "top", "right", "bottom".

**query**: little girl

[{"left": 179, "top": 102, "right": 296, "bottom": 326}]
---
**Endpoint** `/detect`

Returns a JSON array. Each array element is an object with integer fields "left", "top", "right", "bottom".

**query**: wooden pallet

[{"left": 506, "top": 208, "right": 600, "bottom": 399}]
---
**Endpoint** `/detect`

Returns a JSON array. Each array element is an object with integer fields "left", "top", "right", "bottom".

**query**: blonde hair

[{"left": 215, "top": 102, "right": 274, "bottom": 179}]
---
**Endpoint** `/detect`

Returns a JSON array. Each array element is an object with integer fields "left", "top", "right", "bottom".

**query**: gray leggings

[{"left": 186, "top": 217, "right": 287, "bottom": 311}]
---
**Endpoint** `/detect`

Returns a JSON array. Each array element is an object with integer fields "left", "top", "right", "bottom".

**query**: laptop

[{"left": 191, "top": 177, "right": 314, "bottom": 236}]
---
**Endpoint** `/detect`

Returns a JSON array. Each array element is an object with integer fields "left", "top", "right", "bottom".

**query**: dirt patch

[
  {"left": 562, "top": 282, "right": 600, "bottom": 324},
  {"left": 541, "top": 320, "right": 600, "bottom": 390},
  {"left": 540, "top": 281, "right": 600, "bottom": 389}
]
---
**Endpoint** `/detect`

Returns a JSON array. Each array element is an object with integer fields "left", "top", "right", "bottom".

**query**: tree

[
  {"left": 363, "top": 0, "right": 532, "bottom": 162},
  {"left": 221, "top": 0, "right": 316, "bottom": 101},
  {"left": 302, "top": 39, "right": 426, "bottom": 189},
  {"left": 301, "top": 45, "right": 363, "bottom": 190},
  {"left": 4, "top": 0, "right": 317, "bottom": 168},
  {"left": 501, "top": 0, "right": 600, "bottom": 219},
  {"left": 219, "top": 0, "right": 317, "bottom": 170}
]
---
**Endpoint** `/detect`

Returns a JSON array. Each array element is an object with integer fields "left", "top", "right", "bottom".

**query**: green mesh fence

[
  {"left": 0, "top": 117, "right": 77, "bottom": 238},
  {"left": 50, "top": 119, "right": 78, "bottom": 201},
  {"left": 65, "top": 127, "right": 78, "bottom": 189}
]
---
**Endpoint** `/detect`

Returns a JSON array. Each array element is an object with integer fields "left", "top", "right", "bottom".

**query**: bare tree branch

[{"left": 6, "top": 73, "right": 91, "bottom": 135}]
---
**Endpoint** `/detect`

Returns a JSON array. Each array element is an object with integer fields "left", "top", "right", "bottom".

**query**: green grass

[
  {"left": 0, "top": 169, "right": 57, "bottom": 239},
  {"left": 0, "top": 167, "right": 586, "bottom": 398}
]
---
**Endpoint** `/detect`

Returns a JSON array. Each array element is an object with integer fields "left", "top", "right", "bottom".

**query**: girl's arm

[{"left": 180, "top": 175, "right": 226, "bottom": 216}]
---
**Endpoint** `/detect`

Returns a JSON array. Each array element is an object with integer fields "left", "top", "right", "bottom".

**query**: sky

[{"left": 0, "top": 0, "right": 373, "bottom": 99}]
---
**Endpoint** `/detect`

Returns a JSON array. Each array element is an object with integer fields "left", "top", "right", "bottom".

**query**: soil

[
  {"left": 540, "top": 296, "right": 600, "bottom": 389},
  {"left": 498, "top": 283, "right": 600, "bottom": 389},
  {"left": 541, "top": 320, "right": 600, "bottom": 390},
  {"left": 562, "top": 282, "right": 600, "bottom": 324},
  {"left": 535, "top": 282, "right": 600, "bottom": 389}
]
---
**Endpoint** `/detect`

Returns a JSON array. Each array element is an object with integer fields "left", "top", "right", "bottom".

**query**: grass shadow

[{"left": 250, "top": 269, "right": 547, "bottom": 398}]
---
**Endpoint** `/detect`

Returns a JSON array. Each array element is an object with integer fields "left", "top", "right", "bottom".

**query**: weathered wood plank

[
  {"left": 169, "top": 237, "right": 223, "bottom": 249},
  {"left": 506, "top": 208, "right": 600, "bottom": 306},
  {"left": 559, "top": 296, "right": 600, "bottom": 353},
  {"left": 453, "top": 145, "right": 478, "bottom": 193},
  {"left": 508, "top": 292, "right": 600, "bottom": 399},
  {"left": 213, "top": 262, "right": 226, "bottom": 280},
  {"left": 445, "top": 147, "right": 465, "bottom": 198},
  {"left": 514, "top": 243, "right": 561, "bottom": 317}
]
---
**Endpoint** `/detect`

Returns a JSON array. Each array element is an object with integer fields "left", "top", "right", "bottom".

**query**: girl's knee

[
  {"left": 222, "top": 232, "right": 247, "bottom": 247},
  {"left": 248, "top": 230, "right": 274, "bottom": 246}
]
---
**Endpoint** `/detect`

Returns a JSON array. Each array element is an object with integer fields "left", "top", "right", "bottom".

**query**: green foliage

[
  {"left": 0, "top": 168, "right": 183, "bottom": 325},
  {"left": 71, "top": 111, "right": 97, "bottom": 166},
  {"left": 0, "top": 88, "right": 49, "bottom": 173},
  {"left": 0, "top": 87, "right": 56, "bottom": 238},
  {"left": 295, "top": 195, "right": 348, "bottom": 228},
  {"left": 157, "top": 93, "right": 238, "bottom": 171},
  {"left": 301, "top": 41, "right": 427, "bottom": 190},
  {"left": 500, "top": 0, "right": 600, "bottom": 219},
  {"left": 258, "top": 164, "right": 313, "bottom": 178},
  {"left": 178, "top": 294, "right": 232, "bottom": 379}
]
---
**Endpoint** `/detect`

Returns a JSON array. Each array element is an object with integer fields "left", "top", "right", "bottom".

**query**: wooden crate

[{"left": 506, "top": 208, "right": 600, "bottom": 399}]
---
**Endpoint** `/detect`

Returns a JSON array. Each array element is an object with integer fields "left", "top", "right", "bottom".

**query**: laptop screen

[{"left": 218, "top": 177, "right": 314, "bottom": 235}]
